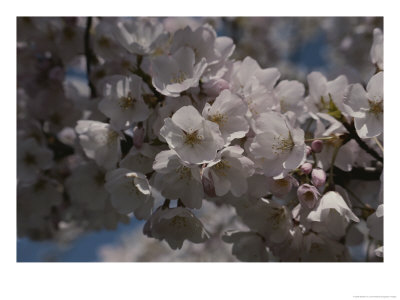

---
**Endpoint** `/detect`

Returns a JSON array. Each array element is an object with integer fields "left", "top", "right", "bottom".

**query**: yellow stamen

[
  {"left": 208, "top": 113, "right": 227, "bottom": 127},
  {"left": 213, "top": 160, "right": 231, "bottom": 177},
  {"left": 119, "top": 92, "right": 136, "bottom": 110},
  {"left": 183, "top": 130, "right": 202, "bottom": 147}
]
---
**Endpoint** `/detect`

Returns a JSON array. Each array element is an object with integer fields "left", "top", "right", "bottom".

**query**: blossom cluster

[{"left": 17, "top": 17, "right": 383, "bottom": 261}]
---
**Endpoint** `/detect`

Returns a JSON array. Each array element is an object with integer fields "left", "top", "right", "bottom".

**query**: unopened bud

[
  {"left": 311, "top": 140, "right": 323, "bottom": 153},
  {"left": 311, "top": 168, "right": 326, "bottom": 187},
  {"left": 297, "top": 184, "right": 321, "bottom": 209},
  {"left": 300, "top": 162, "right": 313, "bottom": 175},
  {"left": 306, "top": 145, "right": 312, "bottom": 156}
]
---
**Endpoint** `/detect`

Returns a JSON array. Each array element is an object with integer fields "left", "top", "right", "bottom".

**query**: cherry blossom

[
  {"left": 344, "top": 71, "right": 383, "bottom": 138},
  {"left": 153, "top": 150, "right": 204, "bottom": 209},
  {"left": 98, "top": 74, "right": 151, "bottom": 130},
  {"left": 143, "top": 206, "right": 209, "bottom": 250},
  {"left": 160, "top": 105, "right": 224, "bottom": 164},
  {"left": 203, "top": 146, "right": 254, "bottom": 197},
  {"left": 151, "top": 47, "right": 207, "bottom": 97},
  {"left": 249, "top": 111, "right": 306, "bottom": 177}
]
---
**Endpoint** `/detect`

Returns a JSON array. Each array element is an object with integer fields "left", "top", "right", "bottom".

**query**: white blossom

[
  {"left": 307, "top": 191, "right": 359, "bottom": 240},
  {"left": 202, "top": 89, "right": 249, "bottom": 144},
  {"left": 249, "top": 111, "right": 306, "bottom": 177},
  {"left": 203, "top": 146, "right": 254, "bottom": 197},
  {"left": 170, "top": 24, "right": 235, "bottom": 66},
  {"left": 151, "top": 47, "right": 207, "bottom": 97},
  {"left": 114, "top": 18, "right": 168, "bottom": 55},
  {"left": 153, "top": 150, "right": 203, "bottom": 209},
  {"left": 344, "top": 71, "right": 383, "bottom": 138},
  {"left": 222, "top": 231, "right": 268, "bottom": 262},
  {"left": 143, "top": 206, "right": 209, "bottom": 250},
  {"left": 305, "top": 72, "right": 348, "bottom": 114},
  {"left": 104, "top": 168, "right": 153, "bottom": 219},
  {"left": 75, "top": 120, "right": 121, "bottom": 170},
  {"left": 160, "top": 105, "right": 224, "bottom": 164},
  {"left": 98, "top": 75, "right": 150, "bottom": 130},
  {"left": 275, "top": 80, "right": 306, "bottom": 117}
]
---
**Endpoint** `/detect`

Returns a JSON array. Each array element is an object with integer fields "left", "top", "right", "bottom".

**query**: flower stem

[
  {"left": 328, "top": 144, "right": 341, "bottom": 188},
  {"left": 305, "top": 136, "right": 335, "bottom": 142},
  {"left": 373, "top": 137, "right": 384, "bottom": 153}
]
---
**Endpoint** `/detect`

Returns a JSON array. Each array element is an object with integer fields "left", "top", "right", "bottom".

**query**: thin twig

[
  {"left": 373, "top": 136, "right": 384, "bottom": 153},
  {"left": 328, "top": 144, "right": 341, "bottom": 189},
  {"left": 84, "top": 17, "right": 97, "bottom": 98},
  {"left": 305, "top": 136, "right": 335, "bottom": 142}
]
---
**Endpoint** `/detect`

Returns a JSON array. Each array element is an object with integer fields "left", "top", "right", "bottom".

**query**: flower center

[
  {"left": 183, "top": 130, "right": 202, "bottom": 147},
  {"left": 119, "top": 92, "right": 136, "bottom": 110},
  {"left": 170, "top": 216, "right": 188, "bottom": 229},
  {"left": 208, "top": 113, "right": 227, "bottom": 127},
  {"left": 269, "top": 207, "right": 286, "bottom": 228},
  {"left": 280, "top": 99, "right": 289, "bottom": 113},
  {"left": 176, "top": 166, "right": 192, "bottom": 180},
  {"left": 170, "top": 70, "right": 187, "bottom": 84},
  {"left": 368, "top": 99, "right": 383, "bottom": 117},
  {"left": 213, "top": 160, "right": 231, "bottom": 177},
  {"left": 272, "top": 133, "right": 294, "bottom": 155},
  {"left": 107, "top": 130, "right": 119, "bottom": 145}
]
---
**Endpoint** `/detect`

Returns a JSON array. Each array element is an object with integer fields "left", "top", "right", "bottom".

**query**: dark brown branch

[
  {"left": 341, "top": 120, "right": 383, "bottom": 163},
  {"left": 84, "top": 17, "right": 97, "bottom": 98},
  {"left": 330, "top": 166, "right": 382, "bottom": 185}
]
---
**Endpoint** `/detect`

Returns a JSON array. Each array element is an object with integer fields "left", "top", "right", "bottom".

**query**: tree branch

[
  {"left": 341, "top": 120, "right": 383, "bottom": 163},
  {"left": 84, "top": 17, "right": 97, "bottom": 98}
]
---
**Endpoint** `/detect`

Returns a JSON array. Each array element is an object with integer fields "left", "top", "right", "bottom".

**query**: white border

[{"left": 3, "top": 1, "right": 399, "bottom": 299}]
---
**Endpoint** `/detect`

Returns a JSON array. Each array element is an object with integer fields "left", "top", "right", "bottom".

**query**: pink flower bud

[
  {"left": 306, "top": 145, "right": 312, "bottom": 156},
  {"left": 297, "top": 184, "right": 321, "bottom": 209},
  {"left": 311, "top": 140, "right": 323, "bottom": 153},
  {"left": 300, "top": 162, "right": 313, "bottom": 175},
  {"left": 133, "top": 126, "right": 145, "bottom": 149},
  {"left": 311, "top": 168, "right": 326, "bottom": 187},
  {"left": 202, "top": 78, "right": 230, "bottom": 97}
]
